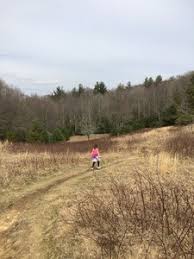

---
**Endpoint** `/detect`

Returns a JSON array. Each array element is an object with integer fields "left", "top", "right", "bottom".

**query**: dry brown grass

[
  {"left": 1, "top": 125, "right": 194, "bottom": 258},
  {"left": 3, "top": 125, "right": 190, "bottom": 186},
  {"left": 55, "top": 125, "right": 194, "bottom": 259},
  {"left": 0, "top": 136, "right": 116, "bottom": 188},
  {"left": 0, "top": 142, "right": 81, "bottom": 188},
  {"left": 69, "top": 134, "right": 109, "bottom": 142},
  {"left": 1, "top": 125, "right": 193, "bottom": 190},
  {"left": 8, "top": 136, "right": 115, "bottom": 154},
  {"left": 164, "top": 126, "right": 194, "bottom": 158}
]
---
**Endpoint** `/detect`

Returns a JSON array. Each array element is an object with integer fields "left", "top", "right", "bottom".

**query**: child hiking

[{"left": 91, "top": 144, "right": 101, "bottom": 169}]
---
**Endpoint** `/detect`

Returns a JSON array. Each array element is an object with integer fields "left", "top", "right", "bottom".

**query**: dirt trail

[
  {"left": 0, "top": 158, "right": 133, "bottom": 259},
  {"left": 0, "top": 167, "right": 92, "bottom": 258}
]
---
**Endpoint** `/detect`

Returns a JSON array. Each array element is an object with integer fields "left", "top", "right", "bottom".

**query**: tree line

[{"left": 0, "top": 72, "right": 194, "bottom": 143}]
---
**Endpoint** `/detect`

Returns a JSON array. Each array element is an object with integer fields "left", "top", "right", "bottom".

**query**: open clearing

[{"left": 0, "top": 126, "right": 194, "bottom": 258}]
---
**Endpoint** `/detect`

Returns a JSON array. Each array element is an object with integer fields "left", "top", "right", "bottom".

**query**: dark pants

[{"left": 92, "top": 160, "right": 100, "bottom": 168}]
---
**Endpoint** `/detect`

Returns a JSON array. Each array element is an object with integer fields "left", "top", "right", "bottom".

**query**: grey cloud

[{"left": 0, "top": 0, "right": 193, "bottom": 94}]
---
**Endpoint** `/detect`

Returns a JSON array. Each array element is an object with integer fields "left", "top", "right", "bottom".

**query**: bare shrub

[
  {"left": 73, "top": 172, "right": 194, "bottom": 258},
  {"left": 164, "top": 129, "right": 194, "bottom": 158},
  {"left": 73, "top": 183, "right": 133, "bottom": 258}
]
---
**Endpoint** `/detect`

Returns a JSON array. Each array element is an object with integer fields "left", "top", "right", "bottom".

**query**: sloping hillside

[{"left": 0, "top": 125, "right": 194, "bottom": 258}]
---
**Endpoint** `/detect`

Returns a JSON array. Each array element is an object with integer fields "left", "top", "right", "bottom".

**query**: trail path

[{"left": 0, "top": 158, "right": 133, "bottom": 259}]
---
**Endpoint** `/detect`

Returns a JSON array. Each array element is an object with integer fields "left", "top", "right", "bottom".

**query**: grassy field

[{"left": 0, "top": 125, "right": 194, "bottom": 258}]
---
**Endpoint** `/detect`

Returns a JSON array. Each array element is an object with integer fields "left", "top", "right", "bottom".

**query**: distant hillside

[{"left": 0, "top": 71, "right": 194, "bottom": 142}]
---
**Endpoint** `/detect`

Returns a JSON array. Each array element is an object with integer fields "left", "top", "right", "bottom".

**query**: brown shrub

[
  {"left": 72, "top": 172, "right": 194, "bottom": 258},
  {"left": 164, "top": 130, "right": 194, "bottom": 158}
]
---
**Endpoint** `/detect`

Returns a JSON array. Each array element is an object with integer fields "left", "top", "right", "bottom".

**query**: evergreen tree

[
  {"left": 27, "top": 121, "right": 48, "bottom": 143},
  {"left": 155, "top": 75, "right": 162, "bottom": 85},
  {"left": 61, "top": 128, "right": 71, "bottom": 141},
  {"left": 71, "top": 87, "right": 78, "bottom": 97},
  {"left": 116, "top": 83, "right": 126, "bottom": 92},
  {"left": 78, "top": 84, "right": 85, "bottom": 96},
  {"left": 52, "top": 128, "right": 64, "bottom": 142},
  {"left": 176, "top": 114, "right": 194, "bottom": 125},
  {"left": 161, "top": 105, "right": 178, "bottom": 125},
  {"left": 50, "top": 86, "right": 65, "bottom": 100},
  {"left": 148, "top": 77, "right": 154, "bottom": 86},
  {"left": 144, "top": 77, "right": 154, "bottom": 88},
  {"left": 186, "top": 75, "right": 194, "bottom": 113},
  {"left": 6, "top": 129, "right": 26, "bottom": 142},
  {"left": 127, "top": 81, "right": 131, "bottom": 88},
  {"left": 144, "top": 77, "right": 149, "bottom": 88},
  {"left": 93, "top": 82, "right": 107, "bottom": 95}
]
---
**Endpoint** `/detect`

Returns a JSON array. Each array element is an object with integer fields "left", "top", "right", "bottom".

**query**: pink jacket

[{"left": 91, "top": 148, "right": 100, "bottom": 158}]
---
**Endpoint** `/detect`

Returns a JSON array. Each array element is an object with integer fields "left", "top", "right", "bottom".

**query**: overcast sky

[{"left": 0, "top": 0, "right": 193, "bottom": 95}]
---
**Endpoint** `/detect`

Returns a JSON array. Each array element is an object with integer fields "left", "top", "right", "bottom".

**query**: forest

[{"left": 0, "top": 71, "right": 194, "bottom": 143}]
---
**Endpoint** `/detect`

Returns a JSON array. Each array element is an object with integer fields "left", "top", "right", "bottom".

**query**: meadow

[{"left": 0, "top": 125, "right": 194, "bottom": 258}]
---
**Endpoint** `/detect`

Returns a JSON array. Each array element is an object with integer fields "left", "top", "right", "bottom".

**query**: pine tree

[
  {"left": 155, "top": 75, "right": 162, "bottom": 85},
  {"left": 186, "top": 75, "right": 194, "bottom": 113},
  {"left": 78, "top": 84, "right": 85, "bottom": 96},
  {"left": 52, "top": 128, "right": 64, "bottom": 142},
  {"left": 50, "top": 86, "right": 65, "bottom": 100},
  {"left": 144, "top": 77, "right": 154, "bottom": 88},
  {"left": 144, "top": 77, "right": 149, "bottom": 88},
  {"left": 148, "top": 77, "right": 154, "bottom": 86},
  {"left": 93, "top": 82, "right": 107, "bottom": 95}
]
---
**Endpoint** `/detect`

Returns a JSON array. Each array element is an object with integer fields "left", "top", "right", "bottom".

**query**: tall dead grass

[
  {"left": 0, "top": 142, "right": 81, "bottom": 188},
  {"left": 0, "top": 136, "right": 118, "bottom": 188},
  {"left": 164, "top": 127, "right": 194, "bottom": 158},
  {"left": 8, "top": 137, "right": 115, "bottom": 154}
]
